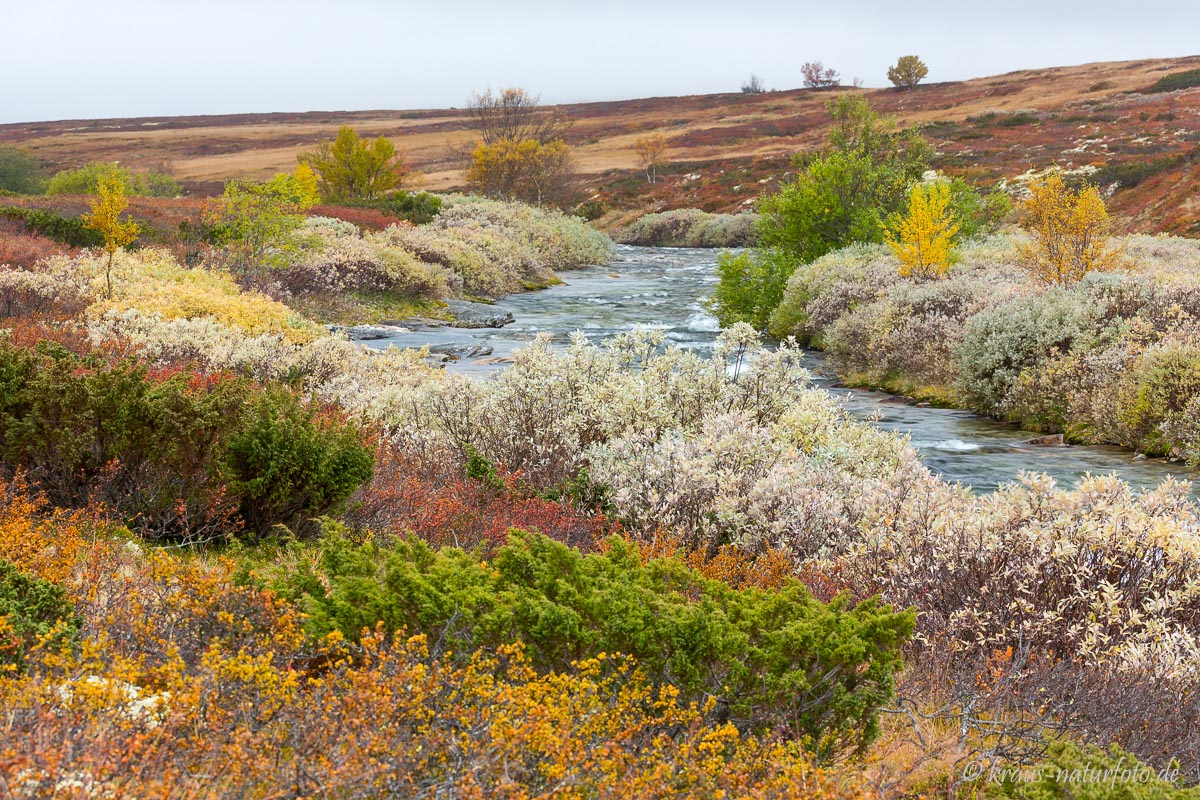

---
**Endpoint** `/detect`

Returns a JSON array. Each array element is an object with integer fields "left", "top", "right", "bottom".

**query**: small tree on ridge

[
  {"left": 741, "top": 74, "right": 765, "bottom": 94},
  {"left": 801, "top": 61, "right": 840, "bottom": 89},
  {"left": 888, "top": 55, "right": 929, "bottom": 89}
]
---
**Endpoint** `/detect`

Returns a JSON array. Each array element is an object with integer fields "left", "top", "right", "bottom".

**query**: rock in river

[
  {"left": 444, "top": 300, "right": 515, "bottom": 329},
  {"left": 329, "top": 324, "right": 412, "bottom": 340}
]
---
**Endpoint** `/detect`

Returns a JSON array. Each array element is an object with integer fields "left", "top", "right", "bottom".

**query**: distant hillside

[{"left": 2, "top": 55, "right": 1198, "bottom": 234}]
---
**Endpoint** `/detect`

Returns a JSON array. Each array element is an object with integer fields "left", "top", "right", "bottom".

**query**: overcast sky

[{"left": 3, "top": 0, "right": 1198, "bottom": 124}]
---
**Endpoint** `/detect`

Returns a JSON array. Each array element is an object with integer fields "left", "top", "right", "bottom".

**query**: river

[{"left": 363, "top": 245, "right": 1193, "bottom": 493}]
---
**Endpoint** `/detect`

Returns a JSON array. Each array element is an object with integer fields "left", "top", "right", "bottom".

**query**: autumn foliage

[
  {"left": 82, "top": 174, "right": 139, "bottom": 296},
  {"left": 886, "top": 180, "right": 960, "bottom": 278},
  {"left": 0, "top": 468, "right": 882, "bottom": 797},
  {"left": 298, "top": 126, "right": 411, "bottom": 203},
  {"left": 0, "top": 342, "right": 373, "bottom": 543},
  {"left": 466, "top": 138, "right": 576, "bottom": 206},
  {"left": 1017, "top": 171, "right": 1123, "bottom": 284},
  {"left": 347, "top": 444, "right": 616, "bottom": 553},
  {"left": 632, "top": 133, "right": 668, "bottom": 184}
]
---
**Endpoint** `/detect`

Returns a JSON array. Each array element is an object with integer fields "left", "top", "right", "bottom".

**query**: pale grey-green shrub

[
  {"left": 956, "top": 289, "right": 1101, "bottom": 413},
  {"left": 614, "top": 209, "right": 760, "bottom": 248}
]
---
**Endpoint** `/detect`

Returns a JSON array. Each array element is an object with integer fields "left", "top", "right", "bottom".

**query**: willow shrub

[
  {"left": 260, "top": 527, "right": 914, "bottom": 761},
  {"left": 614, "top": 209, "right": 760, "bottom": 248}
]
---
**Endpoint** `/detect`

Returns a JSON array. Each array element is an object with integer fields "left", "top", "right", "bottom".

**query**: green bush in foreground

[
  {"left": 262, "top": 527, "right": 915, "bottom": 760},
  {"left": 0, "top": 560, "right": 80, "bottom": 670},
  {"left": 0, "top": 342, "right": 374, "bottom": 542},
  {"left": 984, "top": 741, "right": 1196, "bottom": 799},
  {"left": 225, "top": 389, "right": 375, "bottom": 534}
]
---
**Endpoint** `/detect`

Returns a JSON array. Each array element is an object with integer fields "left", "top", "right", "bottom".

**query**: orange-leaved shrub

[
  {"left": 0, "top": 628, "right": 866, "bottom": 798},
  {"left": 346, "top": 442, "right": 617, "bottom": 553}
]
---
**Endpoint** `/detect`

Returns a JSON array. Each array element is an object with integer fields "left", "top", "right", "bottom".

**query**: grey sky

[{"left": 2, "top": 0, "right": 1198, "bottom": 124}]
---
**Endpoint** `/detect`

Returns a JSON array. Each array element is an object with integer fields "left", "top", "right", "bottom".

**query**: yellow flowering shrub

[{"left": 76, "top": 249, "right": 322, "bottom": 343}]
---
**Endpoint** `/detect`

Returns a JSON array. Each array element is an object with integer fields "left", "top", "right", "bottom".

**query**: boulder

[
  {"left": 328, "top": 324, "right": 411, "bottom": 340},
  {"left": 444, "top": 300, "right": 515, "bottom": 329}
]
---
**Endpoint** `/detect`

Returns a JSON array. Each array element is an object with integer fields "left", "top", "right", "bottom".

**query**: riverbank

[
  {"left": 611, "top": 209, "right": 758, "bottom": 248},
  {"left": 363, "top": 245, "right": 1192, "bottom": 492},
  {"left": 769, "top": 232, "right": 1200, "bottom": 465},
  {"left": 6, "top": 237, "right": 1200, "bottom": 791}
]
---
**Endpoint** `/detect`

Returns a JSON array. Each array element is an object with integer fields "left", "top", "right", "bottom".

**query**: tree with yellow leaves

[
  {"left": 466, "top": 137, "right": 575, "bottom": 206},
  {"left": 83, "top": 173, "right": 139, "bottom": 296},
  {"left": 886, "top": 180, "right": 959, "bottom": 279},
  {"left": 291, "top": 162, "right": 321, "bottom": 209},
  {"left": 1017, "top": 172, "right": 1122, "bottom": 285},
  {"left": 633, "top": 133, "right": 667, "bottom": 184}
]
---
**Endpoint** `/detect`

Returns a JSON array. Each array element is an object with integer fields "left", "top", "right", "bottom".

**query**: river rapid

[{"left": 363, "top": 245, "right": 1193, "bottom": 493}]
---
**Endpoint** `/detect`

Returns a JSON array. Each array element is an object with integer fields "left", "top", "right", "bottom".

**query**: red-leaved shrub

[{"left": 348, "top": 443, "right": 617, "bottom": 553}]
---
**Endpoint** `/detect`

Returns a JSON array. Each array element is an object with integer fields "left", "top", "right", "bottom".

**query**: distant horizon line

[{"left": 4, "top": 52, "right": 1198, "bottom": 128}]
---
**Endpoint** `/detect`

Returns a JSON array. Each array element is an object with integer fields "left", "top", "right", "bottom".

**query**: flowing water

[{"left": 364, "top": 245, "right": 1193, "bottom": 493}]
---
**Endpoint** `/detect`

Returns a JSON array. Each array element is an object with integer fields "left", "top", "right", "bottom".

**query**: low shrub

[
  {"left": 0, "top": 474, "right": 98, "bottom": 586},
  {"left": 295, "top": 196, "right": 611, "bottom": 299},
  {"left": 1092, "top": 152, "right": 1191, "bottom": 189},
  {"left": 46, "top": 162, "right": 180, "bottom": 197},
  {"left": 0, "top": 146, "right": 47, "bottom": 195},
  {"left": 0, "top": 206, "right": 104, "bottom": 248},
  {"left": 2, "top": 605, "right": 858, "bottom": 796},
  {"left": 1147, "top": 68, "right": 1200, "bottom": 93},
  {"left": 435, "top": 196, "right": 612, "bottom": 271},
  {"left": 0, "top": 560, "right": 80, "bottom": 670},
  {"left": 835, "top": 471, "right": 1200, "bottom": 775},
  {"left": 956, "top": 288, "right": 1100, "bottom": 413},
  {"left": 359, "top": 190, "right": 443, "bottom": 224},
  {"left": 709, "top": 249, "right": 795, "bottom": 330},
  {"left": 984, "top": 741, "right": 1197, "bottom": 799},
  {"left": 376, "top": 224, "right": 519, "bottom": 296},
  {"left": 225, "top": 388, "right": 375, "bottom": 535},
  {"left": 346, "top": 444, "right": 616, "bottom": 553},
  {"left": 0, "top": 343, "right": 374, "bottom": 542},
  {"left": 286, "top": 219, "right": 456, "bottom": 299},
  {"left": 0, "top": 220, "right": 76, "bottom": 272},
  {"left": 78, "top": 248, "right": 323, "bottom": 343},
  {"left": 306, "top": 205, "right": 396, "bottom": 231},
  {"left": 614, "top": 209, "right": 760, "bottom": 248},
  {"left": 262, "top": 527, "right": 914, "bottom": 759},
  {"left": 768, "top": 231, "right": 1200, "bottom": 458}
]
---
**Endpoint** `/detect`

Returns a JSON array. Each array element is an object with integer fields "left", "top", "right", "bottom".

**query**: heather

[{"left": 771, "top": 232, "right": 1200, "bottom": 460}]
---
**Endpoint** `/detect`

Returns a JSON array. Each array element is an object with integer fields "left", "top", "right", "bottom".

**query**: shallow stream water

[{"left": 363, "top": 245, "right": 1193, "bottom": 493}]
